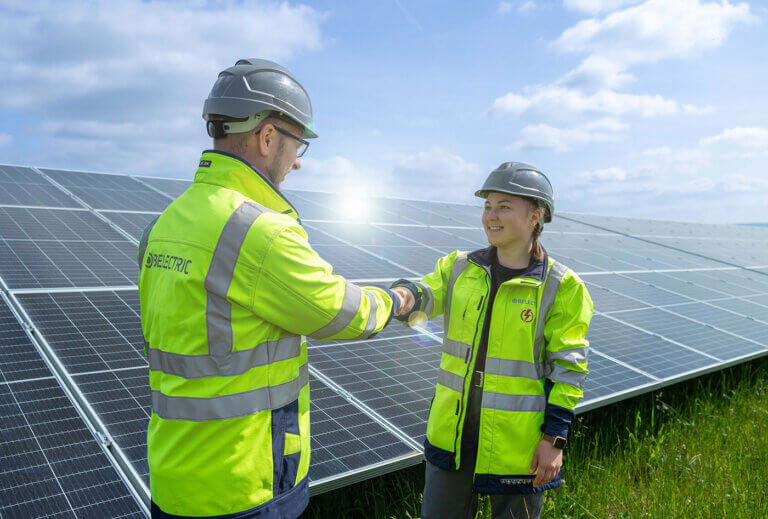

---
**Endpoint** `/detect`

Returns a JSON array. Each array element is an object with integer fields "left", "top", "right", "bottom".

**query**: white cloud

[
  {"left": 493, "top": 85, "right": 703, "bottom": 119},
  {"left": 700, "top": 126, "right": 768, "bottom": 148},
  {"left": 556, "top": 55, "right": 634, "bottom": 90},
  {"left": 577, "top": 167, "right": 627, "bottom": 182},
  {"left": 555, "top": 0, "right": 753, "bottom": 66},
  {"left": 563, "top": 0, "right": 642, "bottom": 15},
  {"left": 497, "top": 1, "right": 515, "bottom": 14},
  {"left": 0, "top": 0, "right": 325, "bottom": 175},
  {"left": 519, "top": 1, "right": 537, "bottom": 13},
  {"left": 0, "top": 134, "right": 11, "bottom": 147},
  {"left": 509, "top": 118, "right": 628, "bottom": 151}
]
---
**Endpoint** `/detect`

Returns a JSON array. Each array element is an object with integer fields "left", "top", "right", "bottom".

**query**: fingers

[
  {"left": 391, "top": 287, "right": 415, "bottom": 316},
  {"left": 532, "top": 464, "right": 559, "bottom": 487}
]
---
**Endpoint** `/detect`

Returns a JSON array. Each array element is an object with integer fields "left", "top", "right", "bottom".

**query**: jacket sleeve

[
  {"left": 541, "top": 273, "right": 594, "bottom": 438},
  {"left": 390, "top": 250, "right": 463, "bottom": 325},
  {"left": 250, "top": 222, "right": 395, "bottom": 341}
]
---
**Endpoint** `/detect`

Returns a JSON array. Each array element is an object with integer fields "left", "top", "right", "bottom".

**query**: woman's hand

[
  {"left": 529, "top": 436, "right": 562, "bottom": 487},
  {"left": 391, "top": 287, "right": 415, "bottom": 316}
]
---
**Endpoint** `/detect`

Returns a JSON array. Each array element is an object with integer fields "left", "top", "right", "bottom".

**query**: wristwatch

[{"left": 542, "top": 433, "right": 567, "bottom": 450}]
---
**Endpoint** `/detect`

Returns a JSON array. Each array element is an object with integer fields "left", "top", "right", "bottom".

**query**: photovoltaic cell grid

[
  {"left": 0, "top": 297, "right": 144, "bottom": 518},
  {"left": 0, "top": 207, "right": 138, "bottom": 289},
  {"left": 2, "top": 164, "right": 768, "bottom": 513},
  {"left": 98, "top": 212, "right": 158, "bottom": 241},
  {"left": 0, "top": 165, "right": 82, "bottom": 209},
  {"left": 39, "top": 168, "right": 172, "bottom": 212},
  {"left": 560, "top": 212, "right": 768, "bottom": 270}
]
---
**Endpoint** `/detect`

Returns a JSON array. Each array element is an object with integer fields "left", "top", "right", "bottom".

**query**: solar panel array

[{"left": 1, "top": 162, "right": 767, "bottom": 516}]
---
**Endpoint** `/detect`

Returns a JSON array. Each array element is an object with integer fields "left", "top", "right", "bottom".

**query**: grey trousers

[
  {"left": 421, "top": 384, "right": 544, "bottom": 519},
  {"left": 421, "top": 460, "right": 544, "bottom": 519}
]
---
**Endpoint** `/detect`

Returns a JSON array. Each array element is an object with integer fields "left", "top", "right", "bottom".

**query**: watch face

[{"left": 553, "top": 436, "right": 567, "bottom": 449}]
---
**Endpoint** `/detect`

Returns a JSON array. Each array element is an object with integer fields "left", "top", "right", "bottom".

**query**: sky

[{"left": 1, "top": 0, "right": 767, "bottom": 223}]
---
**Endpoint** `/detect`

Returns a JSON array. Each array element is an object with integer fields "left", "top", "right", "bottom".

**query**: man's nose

[{"left": 292, "top": 158, "right": 301, "bottom": 171}]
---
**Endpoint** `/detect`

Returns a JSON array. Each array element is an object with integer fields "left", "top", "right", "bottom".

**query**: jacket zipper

[{"left": 452, "top": 271, "right": 491, "bottom": 461}]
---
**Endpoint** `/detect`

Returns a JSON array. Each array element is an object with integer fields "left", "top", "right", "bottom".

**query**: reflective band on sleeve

[
  {"left": 416, "top": 281, "right": 434, "bottom": 318},
  {"left": 442, "top": 338, "right": 472, "bottom": 360},
  {"left": 137, "top": 216, "right": 159, "bottom": 268},
  {"left": 547, "top": 346, "right": 588, "bottom": 365},
  {"left": 533, "top": 260, "right": 568, "bottom": 377},
  {"left": 481, "top": 391, "right": 546, "bottom": 413},
  {"left": 309, "top": 282, "right": 363, "bottom": 340},
  {"left": 152, "top": 363, "right": 309, "bottom": 421},
  {"left": 148, "top": 335, "right": 301, "bottom": 379},
  {"left": 548, "top": 363, "right": 588, "bottom": 389},
  {"left": 357, "top": 291, "right": 378, "bottom": 339},
  {"left": 205, "top": 201, "right": 271, "bottom": 357},
  {"left": 437, "top": 368, "right": 465, "bottom": 393},
  {"left": 484, "top": 357, "right": 541, "bottom": 381}
]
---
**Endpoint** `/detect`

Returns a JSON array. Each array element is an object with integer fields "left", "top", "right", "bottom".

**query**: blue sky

[{"left": 1, "top": 0, "right": 767, "bottom": 223}]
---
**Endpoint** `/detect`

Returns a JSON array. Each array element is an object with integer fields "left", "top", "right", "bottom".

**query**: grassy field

[{"left": 303, "top": 355, "right": 768, "bottom": 518}]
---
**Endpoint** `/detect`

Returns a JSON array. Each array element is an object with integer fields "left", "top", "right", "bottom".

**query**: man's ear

[{"left": 255, "top": 124, "right": 275, "bottom": 157}]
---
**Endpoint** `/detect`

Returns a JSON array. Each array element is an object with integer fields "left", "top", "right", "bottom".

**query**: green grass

[{"left": 303, "top": 356, "right": 768, "bottom": 518}]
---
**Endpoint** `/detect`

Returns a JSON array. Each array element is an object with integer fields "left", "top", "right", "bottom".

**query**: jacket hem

[{"left": 151, "top": 476, "right": 309, "bottom": 519}]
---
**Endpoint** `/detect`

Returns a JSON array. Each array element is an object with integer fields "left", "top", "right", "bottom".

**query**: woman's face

[{"left": 482, "top": 192, "right": 540, "bottom": 248}]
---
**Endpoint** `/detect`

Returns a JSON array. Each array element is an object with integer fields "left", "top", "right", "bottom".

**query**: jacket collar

[
  {"left": 194, "top": 150, "right": 300, "bottom": 221},
  {"left": 467, "top": 244, "right": 549, "bottom": 283}
]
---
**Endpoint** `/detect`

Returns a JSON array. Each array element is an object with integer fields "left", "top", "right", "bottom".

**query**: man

[{"left": 138, "top": 59, "right": 414, "bottom": 518}]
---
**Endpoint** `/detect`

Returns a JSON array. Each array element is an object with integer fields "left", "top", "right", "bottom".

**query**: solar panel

[
  {"left": 39, "top": 168, "right": 172, "bottom": 212},
  {"left": 0, "top": 164, "right": 82, "bottom": 208},
  {"left": 3, "top": 165, "right": 768, "bottom": 512},
  {"left": 15, "top": 291, "right": 145, "bottom": 374},
  {"left": 0, "top": 296, "right": 144, "bottom": 517},
  {"left": 309, "top": 334, "right": 442, "bottom": 443},
  {"left": 134, "top": 177, "right": 191, "bottom": 199},
  {"left": 0, "top": 295, "right": 51, "bottom": 382},
  {"left": 98, "top": 212, "right": 158, "bottom": 241},
  {"left": 0, "top": 377, "right": 145, "bottom": 518},
  {"left": 0, "top": 207, "right": 138, "bottom": 289},
  {"left": 587, "top": 314, "right": 718, "bottom": 379}
]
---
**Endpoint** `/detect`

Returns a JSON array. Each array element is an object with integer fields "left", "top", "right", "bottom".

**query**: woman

[{"left": 389, "top": 162, "right": 594, "bottom": 519}]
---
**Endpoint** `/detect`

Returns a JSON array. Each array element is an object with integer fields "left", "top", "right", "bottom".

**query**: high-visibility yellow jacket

[
  {"left": 137, "top": 150, "right": 395, "bottom": 517},
  {"left": 394, "top": 247, "right": 593, "bottom": 493}
]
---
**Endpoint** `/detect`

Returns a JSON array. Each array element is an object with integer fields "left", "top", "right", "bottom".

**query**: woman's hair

[{"left": 524, "top": 197, "right": 546, "bottom": 261}]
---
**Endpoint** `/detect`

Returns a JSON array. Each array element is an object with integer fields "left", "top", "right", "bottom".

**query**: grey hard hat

[
  {"left": 475, "top": 162, "right": 554, "bottom": 223},
  {"left": 203, "top": 58, "right": 317, "bottom": 138}
]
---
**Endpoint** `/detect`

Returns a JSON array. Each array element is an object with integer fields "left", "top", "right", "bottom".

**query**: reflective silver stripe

[
  {"left": 416, "top": 281, "right": 434, "bottom": 318},
  {"left": 148, "top": 335, "right": 301, "bottom": 379},
  {"left": 152, "top": 363, "right": 309, "bottom": 421},
  {"left": 442, "top": 338, "right": 471, "bottom": 360},
  {"left": 444, "top": 254, "right": 471, "bottom": 340},
  {"left": 309, "top": 282, "right": 363, "bottom": 340},
  {"left": 548, "top": 346, "right": 588, "bottom": 365},
  {"left": 533, "top": 260, "right": 568, "bottom": 377},
  {"left": 357, "top": 291, "right": 378, "bottom": 339},
  {"left": 548, "top": 363, "right": 587, "bottom": 389},
  {"left": 481, "top": 391, "right": 546, "bottom": 413},
  {"left": 205, "top": 201, "right": 271, "bottom": 357},
  {"left": 137, "top": 216, "right": 159, "bottom": 268},
  {"left": 437, "top": 368, "right": 465, "bottom": 393},
  {"left": 484, "top": 357, "right": 541, "bottom": 380}
]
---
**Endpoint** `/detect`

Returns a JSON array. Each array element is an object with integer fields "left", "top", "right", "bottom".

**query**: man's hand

[
  {"left": 391, "top": 287, "right": 415, "bottom": 316},
  {"left": 529, "top": 436, "right": 562, "bottom": 487}
]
